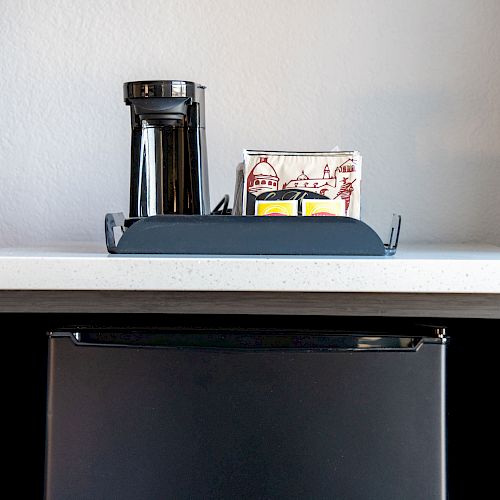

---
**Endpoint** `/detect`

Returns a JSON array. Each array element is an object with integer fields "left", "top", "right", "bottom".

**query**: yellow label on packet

[
  {"left": 255, "top": 200, "right": 298, "bottom": 216},
  {"left": 302, "top": 199, "right": 343, "bottom": 216}
]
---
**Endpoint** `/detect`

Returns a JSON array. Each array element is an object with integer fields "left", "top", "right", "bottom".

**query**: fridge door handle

[{"left": 51, "top": 331, "right": 434, "bottom": 352}]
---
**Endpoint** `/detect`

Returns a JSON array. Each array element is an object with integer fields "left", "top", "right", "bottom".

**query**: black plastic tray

[{"left": 105, "top": 213, "right": 401, "bottom": 256}]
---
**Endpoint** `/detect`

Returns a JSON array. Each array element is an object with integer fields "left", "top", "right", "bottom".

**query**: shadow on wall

[{"left": 339, "top": 87, "right": 500, "bottom": 245}]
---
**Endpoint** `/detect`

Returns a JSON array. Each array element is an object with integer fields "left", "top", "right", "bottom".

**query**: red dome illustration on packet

[
  {"left": 247, "top": 158, "right": 280, "bottom": 194},
  {"left": 243, "top": 151, "right": 362, "bottom": 218}
]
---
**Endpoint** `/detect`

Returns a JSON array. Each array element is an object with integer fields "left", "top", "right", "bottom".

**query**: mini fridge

[{"left": 45, "top": 326, "right": 446, "bottom": 499}]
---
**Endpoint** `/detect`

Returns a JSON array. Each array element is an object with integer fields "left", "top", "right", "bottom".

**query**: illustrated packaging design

[{"left": 240, "top": 150, "right": 362, "bottom": 218}]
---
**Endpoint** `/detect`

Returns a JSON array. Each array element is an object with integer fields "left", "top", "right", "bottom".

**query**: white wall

[{"left": 1, "top": 0, "right": 499, "bottom": 246}]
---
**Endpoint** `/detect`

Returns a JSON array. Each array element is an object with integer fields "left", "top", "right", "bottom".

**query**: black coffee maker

[{"left": 124, "top": 80, "right": 210, "bottom": 220}]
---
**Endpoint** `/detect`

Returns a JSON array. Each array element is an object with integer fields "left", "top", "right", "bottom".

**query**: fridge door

[{"left": 45, "top": 330, "right": 446, "bottom": 500}]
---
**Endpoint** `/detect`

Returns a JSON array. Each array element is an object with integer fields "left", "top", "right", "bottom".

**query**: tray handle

[
  {"left": 105, "top": 212, "right": 125, "bottom": 253},
  {"left": 384, "top": 214, "right": 402, "bottom": 256}
]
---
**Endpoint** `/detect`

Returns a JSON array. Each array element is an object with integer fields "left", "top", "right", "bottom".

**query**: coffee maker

[{"left": 124, "top": 80, "right": 210, "bottom": 220}]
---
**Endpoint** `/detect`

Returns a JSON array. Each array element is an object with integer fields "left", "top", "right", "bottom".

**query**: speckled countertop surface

[{"left": 0, "top": 243, "right": 499, "bottom": 293}]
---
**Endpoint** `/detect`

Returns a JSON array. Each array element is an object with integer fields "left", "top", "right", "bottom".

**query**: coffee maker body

[{"left": 124, "top": 80, "right": 210, "bottom": 218}]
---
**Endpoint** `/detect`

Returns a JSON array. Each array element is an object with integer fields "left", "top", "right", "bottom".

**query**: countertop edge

[{"left": 1, "top": 290, "right": 500, "bottom": 319}]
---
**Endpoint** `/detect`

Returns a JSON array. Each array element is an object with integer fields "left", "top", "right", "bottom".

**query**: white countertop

[{"left": 1, "top": 243, "right": 500, "bottom": 293}]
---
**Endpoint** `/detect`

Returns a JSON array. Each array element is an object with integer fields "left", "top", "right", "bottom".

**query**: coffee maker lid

[{"left": 124, "top": 80, "right": 205, "bottom": 102}]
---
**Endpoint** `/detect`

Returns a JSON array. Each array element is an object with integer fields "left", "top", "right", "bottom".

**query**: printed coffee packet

[{"left": 235, "top": 151, "right": 362, "bottom": 217}]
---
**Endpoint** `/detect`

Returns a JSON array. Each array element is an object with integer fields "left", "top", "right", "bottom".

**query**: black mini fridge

[{"left": 45, "top": 327, "right": 447, "bottom": 500}]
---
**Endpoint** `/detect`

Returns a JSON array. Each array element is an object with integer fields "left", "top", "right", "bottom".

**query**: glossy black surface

[
  {"left": 124, "top": 80, "right": 203, "bottom": 101},
  {"left": 125, "top": 80, "right": 209, "bottom": 218}
]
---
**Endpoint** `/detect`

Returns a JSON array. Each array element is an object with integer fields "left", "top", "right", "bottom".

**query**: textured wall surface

[{"left": 1, "top": 0, "right": 499, "bottom": 246}]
